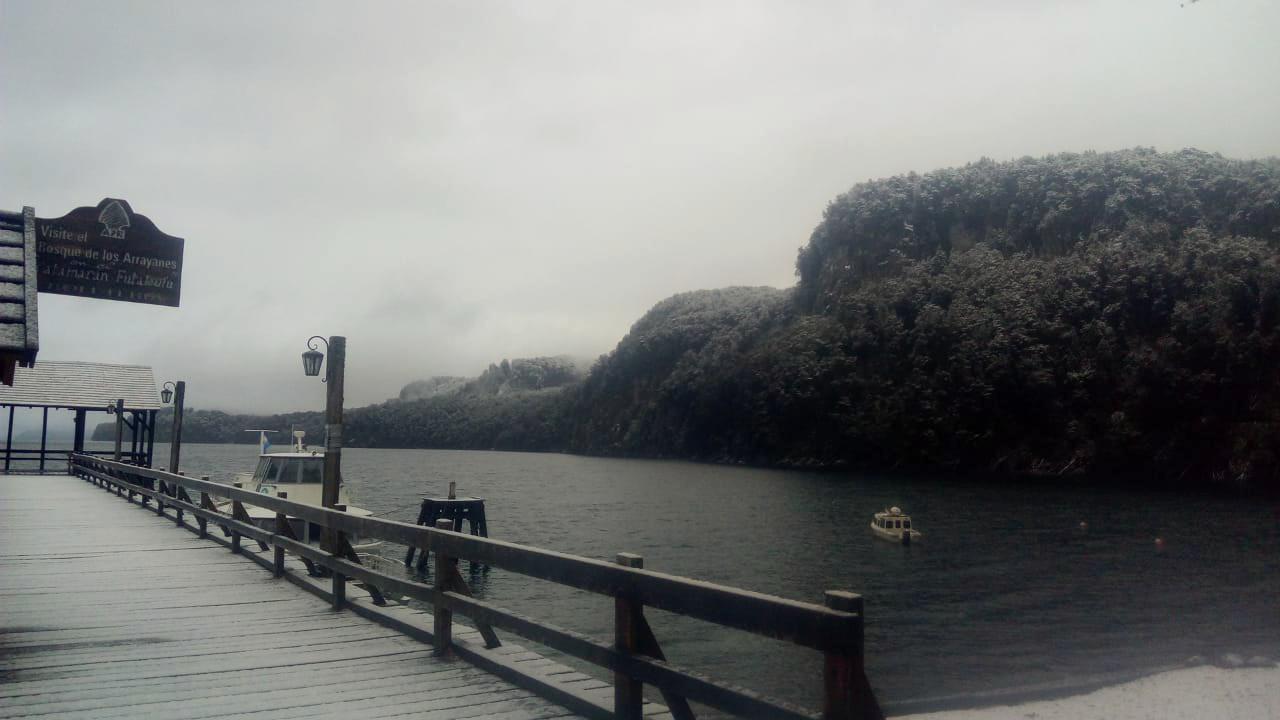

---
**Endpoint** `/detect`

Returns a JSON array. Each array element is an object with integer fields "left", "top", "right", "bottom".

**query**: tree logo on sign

[{"left": 98, "top": 200, "right": 130, "bottom": 239}]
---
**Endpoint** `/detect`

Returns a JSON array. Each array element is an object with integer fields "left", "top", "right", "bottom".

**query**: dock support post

[
  {"left": 614, "top": 552, "right": 645, "bottom": 720},
  {"left": 822, "top": 590, "right": 878, "bottom": 720},
  {"left": 38, "top": 407, "right": 48, "bottom": 473},
  {"left": 4, "top": 406, "right": 13, "bottom": 472},
  {"left": 433, "top": 518, "right": 454, "bottom": 654},
  {"left": 72, "top": 409, "right": 85, "bottom": 455}
]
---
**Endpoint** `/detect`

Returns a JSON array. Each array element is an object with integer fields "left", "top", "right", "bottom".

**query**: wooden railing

[{"left": 71, "top": 454, "right": 883, "bottom": 720}]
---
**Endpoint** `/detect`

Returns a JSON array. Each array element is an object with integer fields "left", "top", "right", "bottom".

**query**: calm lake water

[{"left": 52, "top": 442, "right": 1280, "bottom": 710}]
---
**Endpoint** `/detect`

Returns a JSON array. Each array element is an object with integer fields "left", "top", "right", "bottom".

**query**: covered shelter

[{"left": 0, "top": 361, "right": 161, "bottom": 473}]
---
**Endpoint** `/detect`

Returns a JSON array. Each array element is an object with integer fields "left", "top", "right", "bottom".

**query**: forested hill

[
  {"left": 570, "top": 149, "right": 1280, "bottom": 486},
  {"left": 103, "top": 149, "right": 1280, "bottom": 490}
]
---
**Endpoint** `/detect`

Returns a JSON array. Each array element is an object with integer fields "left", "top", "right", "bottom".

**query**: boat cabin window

[
  {"left": 903, "top": 520, "right": 911, "bottom": 529},
  {"left": 278, "top": 460, "right": 304, "bottom": 483},
  {"left": 894, "top": 519, "right": 902, "bottom": 529},
  {"left": 300, "top": 461, "right": 322, "bottom": 484}
]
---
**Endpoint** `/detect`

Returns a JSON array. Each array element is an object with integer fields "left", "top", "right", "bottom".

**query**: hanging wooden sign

[{"left": 35, "top": 198, "right": 184, "bottom": 307}]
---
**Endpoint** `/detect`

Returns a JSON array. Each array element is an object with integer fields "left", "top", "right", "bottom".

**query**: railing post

[
  {"left": 331, "top": 504, "right": 348, "bottom": 610},
  {"left": 197, "top": 481, "right": 210, "bottom": 538},
  {"left": 155, "top": 478, "right": 165, "bottom": 516},
  {"left": 433, "top": 518, "right": 455, "bottom": 654},
  {"left": 274, "top": 491, "right": 288, "bottom": 578},
  {"left": 230, "top": 482, "right": 243, "bottom": 554},
  {"left": 823, "top": 590, "right": 866, "bottom": 720},
  {"left": 614, "top": 552, "right": 645, "bottom": 720}
]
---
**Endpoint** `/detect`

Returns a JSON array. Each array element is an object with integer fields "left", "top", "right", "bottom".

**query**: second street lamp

[
  {"left": 162, "top": 381, "right": 186, "bottom": 474},
  {"left": 302, "top": 335, "right": 345, "bottom": 553}
]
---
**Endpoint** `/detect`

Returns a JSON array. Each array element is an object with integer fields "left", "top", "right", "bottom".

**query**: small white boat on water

[
  {"left": 870, "top": 506, "right": 921, "bottom": 545},
  {"left": 218, "top": 431, "right": 379, "bottom": 551}
]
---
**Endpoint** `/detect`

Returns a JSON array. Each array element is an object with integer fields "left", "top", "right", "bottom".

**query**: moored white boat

[
  {"left": 870, "top": 506, "right": 921, "bottom": 545},
  {"left": 217, "top": 431, "right": 379, "bottom": 551}
]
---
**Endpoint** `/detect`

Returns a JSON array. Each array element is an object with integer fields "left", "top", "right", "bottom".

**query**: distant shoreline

[{"left": 62, "top": 437, "right": 1278, "bottom": 495}]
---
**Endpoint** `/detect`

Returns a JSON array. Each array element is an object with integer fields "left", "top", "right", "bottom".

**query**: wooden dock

[
  {"left": 3, "top": 459, "right": 882, "bottom": 720},
  {"left": 0, "top": 474, "right": 585, "bottom": 720}
]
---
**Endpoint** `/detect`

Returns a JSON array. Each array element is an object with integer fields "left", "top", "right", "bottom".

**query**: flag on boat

[{"left": 244, "top": 429, "right": 276, "bottom": 455}]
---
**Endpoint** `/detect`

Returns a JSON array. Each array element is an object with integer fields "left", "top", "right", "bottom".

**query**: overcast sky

[{"left": 1, "top": 0, "right": 1278, "bottom": 417}]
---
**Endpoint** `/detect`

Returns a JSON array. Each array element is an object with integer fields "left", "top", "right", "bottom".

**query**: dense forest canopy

[{"left": 103, "top": 149, "right": 1280, "bottom": 490}]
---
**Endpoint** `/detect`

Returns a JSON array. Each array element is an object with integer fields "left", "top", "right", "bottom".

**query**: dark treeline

[
  {"left": 94, "top": 407, "right": 327, "bottom": 446},
  {"left": 99, "top": 149, "right": 1280, "bottom": 490}
]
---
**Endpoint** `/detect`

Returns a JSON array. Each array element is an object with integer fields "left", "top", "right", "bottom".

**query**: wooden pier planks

[{"left": 0, "top": 474, "right": 585, "bottom": 720}]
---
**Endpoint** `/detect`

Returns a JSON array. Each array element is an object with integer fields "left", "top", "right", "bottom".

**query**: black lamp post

[
  {"left": 162, "top": 381, "right": 186, "bottom": 474},
  {"left": 302, "top": 335, "right": 345, "bottom": 529},
  {"left": 108, "top": 399, "right": 124, "bottom": 461}
]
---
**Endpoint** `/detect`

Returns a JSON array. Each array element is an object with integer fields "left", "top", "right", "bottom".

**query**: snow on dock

[{"left": 0, "top": 474, "right": 587, "bottom": 720}]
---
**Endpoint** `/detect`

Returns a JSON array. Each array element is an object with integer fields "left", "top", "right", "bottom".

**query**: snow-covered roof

[{"left": 0, "top": 361, "right": 160, "bottom": 410}]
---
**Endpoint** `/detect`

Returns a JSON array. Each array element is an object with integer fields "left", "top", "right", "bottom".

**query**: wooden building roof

[
  {"left": 0, "top": 208, "right": 39, "bottom": 385},
  {"left": 0, "top": 361, "right": 160, "bottom": 411}
]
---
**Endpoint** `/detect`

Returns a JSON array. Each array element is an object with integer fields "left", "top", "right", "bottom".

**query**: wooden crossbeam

[
  {"left": 439, "top": 559, "right": 500, "bottom": 648},
  {"left": 201, "top": 492, "right": 231, "bottom": 537},
  {"left": 333, "top": 532, "right": 388, "bottom": 607},
  {"left": 230, "top": 501, "right": 269, "bottom": 551},
  {"left": 635, "top": 614, "right": 697, "bottom": 720}
]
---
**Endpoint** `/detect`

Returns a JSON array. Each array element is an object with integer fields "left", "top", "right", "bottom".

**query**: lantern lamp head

[
  {"left": 302, "top": 349, "right": 324, "bottom": 377},
  {"left": 160, "top": 381, "right": 177, "bottom": 405},
  {"left": 302, "top": 336, "right": 328, "bottom": 378}
]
